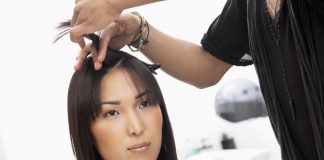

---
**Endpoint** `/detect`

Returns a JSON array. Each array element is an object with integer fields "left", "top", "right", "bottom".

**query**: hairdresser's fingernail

[
  {"left": 99, "top": 63, "right": 102, "bottom": 69},
  {"left": 95, "top": 62, "right": 101, "bottom": 70},
  {"left": 74, "top": 63, "right": 80, "bottom": 70}
]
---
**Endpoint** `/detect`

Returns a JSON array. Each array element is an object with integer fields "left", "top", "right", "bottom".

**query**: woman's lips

[{"left": 127, "top": 142, "right": 150, "bottom": 153}]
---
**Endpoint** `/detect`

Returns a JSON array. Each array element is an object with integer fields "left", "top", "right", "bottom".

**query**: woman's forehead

[{"left": 101, "top": 69, "right": 148, "bottom": 95}]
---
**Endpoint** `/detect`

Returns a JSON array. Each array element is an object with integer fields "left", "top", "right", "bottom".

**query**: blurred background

[{"left": 0, "top": 0, "right": 280, "bottom": 160}]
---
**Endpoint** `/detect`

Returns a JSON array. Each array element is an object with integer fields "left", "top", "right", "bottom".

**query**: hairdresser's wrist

[
  {"left": 127, "top": 12, "right": 150, "bottom": 52},
  {"left": 129, "top": 12, "right": 142, "bottom": 45}
]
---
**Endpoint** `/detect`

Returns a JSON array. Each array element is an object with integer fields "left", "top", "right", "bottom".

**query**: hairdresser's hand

[
  {"left": 74, "top": 13, "right": 141, "bottom": 70},
  {"left": 70, "top": 0, "right": 123, "bottom": 48}
]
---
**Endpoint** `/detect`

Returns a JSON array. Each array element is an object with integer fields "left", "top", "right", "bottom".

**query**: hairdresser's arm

[
  {"left": 75, "top": 13, "right": 231, "bottom": 89},
  {"left": 140, "top": 25, "right": 232, "bottom": 88},
  {"left": 70, "top": 0, "right": 160, "bottom": 48}
]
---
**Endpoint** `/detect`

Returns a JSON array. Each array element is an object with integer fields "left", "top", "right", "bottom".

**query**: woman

[{"left": 57, "top": 24, "right": 177, "bottom": 160}]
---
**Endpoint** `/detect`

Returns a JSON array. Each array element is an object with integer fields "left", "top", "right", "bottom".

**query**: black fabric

[
  {"left": 201, "top": 0, "right": 252, "bottom": 66},
  {"left": 201, "top": 0, "right": 324, "bottom": 160}
]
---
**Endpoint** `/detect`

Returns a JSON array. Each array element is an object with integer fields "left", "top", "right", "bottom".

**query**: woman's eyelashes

[
  {"left": 105, "top": 110, "right": 120, "bottom": 117},
  {"left": 139, "top": 100, "right": 150, "bottom": 109},
  {"left": 102, "top": 98, "right": 152, "bottom": 118}
]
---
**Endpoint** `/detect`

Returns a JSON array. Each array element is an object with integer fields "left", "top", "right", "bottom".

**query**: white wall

[
  {"left": 0, "top": 0, "right": 279, "bottom": 160},
  {"left": 0, "top": 131, "right": 6, "bottom": 160}
]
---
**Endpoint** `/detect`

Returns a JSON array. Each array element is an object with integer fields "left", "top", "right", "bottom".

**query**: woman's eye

[
  {"left": 105, "top": 110, "right": 120, "bottom": 117},
  {"left": 139, "top": 101, "right": 150, "bottom": 109}
]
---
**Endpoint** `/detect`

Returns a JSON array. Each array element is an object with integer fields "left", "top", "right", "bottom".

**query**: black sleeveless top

[{"left": 201, "top": 0, "right": 324, "bottom": 159}]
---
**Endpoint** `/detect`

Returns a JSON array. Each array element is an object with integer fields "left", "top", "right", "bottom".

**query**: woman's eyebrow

[
  {"left": 100, "top": 91, "right": 151, "bottom": 105},
  {"left": 135, "top": 90, "right": 151, "bottom": 99},
  {"left": 100, "top": 101, "right": 120, "bottom": 105}
]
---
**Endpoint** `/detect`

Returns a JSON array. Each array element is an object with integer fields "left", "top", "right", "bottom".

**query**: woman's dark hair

[{"left": 56, "top": 21, "right": 177, "bottom": 160}]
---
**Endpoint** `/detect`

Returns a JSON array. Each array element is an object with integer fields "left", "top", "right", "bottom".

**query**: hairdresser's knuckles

[
  {"left": 70, "top": 0, "right": 123, "bottom": 46},
  {"left": 106, "top": 13, "right": 141, "bottom": 49}
]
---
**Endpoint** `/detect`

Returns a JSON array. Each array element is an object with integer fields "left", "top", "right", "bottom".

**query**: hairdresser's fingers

[
  {"left": 98, "top": 23, "right": 118, "bottom": 64},
  {"left": 90, "top": 44, "right": 102, "bottom": 70},
  {"left": 71, "top": 13, "right": 77, "bottom": 28},
  {"left": 70, "top": 5, "right": 79, "bottom": 27},
  {"left": 90, "top": 43, "right": 97, "bottom": 62},
  {"left": 108, "top": 13, "right": 141, "bottom": 48},
  {"left": 70, "top": 20, "right": 87, "bottom": 49},
  {"left": 71, "top": 0, "right": 85, "bottom": 26},
  {"left": 74, "top": 43, "right": 91, "bottom": 70},
  {"left": 70, "top": 1, "right": 91, "bottom": 49},
  {"left": 71, "top": 10, "right": 105, "bottom": 45},
  {"left": 99, "top": 18, "right": 130, "bottom": 51},
  {"left": 98, "top": 37, "right": 108, "bottom": 65},
  {"left": 70, "top": 1, "right": 84, "bottom": 34}
]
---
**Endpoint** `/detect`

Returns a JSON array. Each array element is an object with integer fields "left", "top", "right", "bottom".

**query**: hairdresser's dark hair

[{"left": 56, "top": 21, "right": 177, "bottom": 160}]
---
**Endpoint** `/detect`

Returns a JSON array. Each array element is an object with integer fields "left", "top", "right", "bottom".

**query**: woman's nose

[{"left": 127, "top": 112, "right": 144, "bottom": 136}]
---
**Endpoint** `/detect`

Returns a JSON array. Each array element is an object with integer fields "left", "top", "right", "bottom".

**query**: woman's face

[{"left": 91, "top": 69, "right": 163, "bottom": 160}]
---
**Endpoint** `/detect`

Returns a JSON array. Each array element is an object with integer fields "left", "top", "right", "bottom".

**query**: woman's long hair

[{"left": 56, "top": 22, "right": 178, "bottom": 160}]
